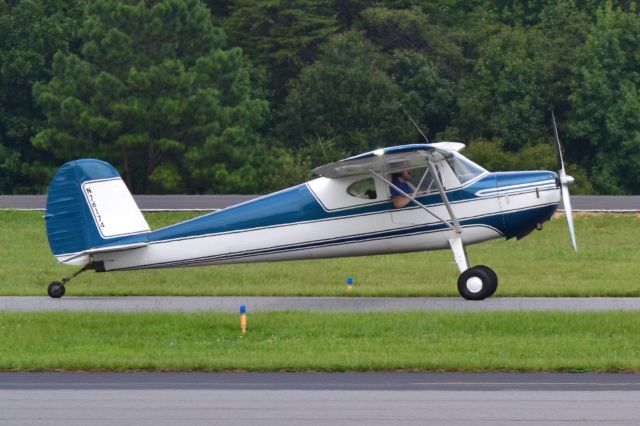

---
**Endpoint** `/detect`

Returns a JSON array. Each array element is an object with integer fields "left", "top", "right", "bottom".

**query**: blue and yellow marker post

[
  {"left": 346, "top": 276, "right": 354, "bottom": 291},
  {"left": 240, "top": 304, "right": 247, "bottom": 335}
]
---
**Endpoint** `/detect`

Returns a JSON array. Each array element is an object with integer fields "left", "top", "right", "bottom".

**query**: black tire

[
  {"left": 457, "top": 265, "right": 498, "bottom": 300},
  {"left": 47, "top": 281, "right": 65, "bottom": 298}
]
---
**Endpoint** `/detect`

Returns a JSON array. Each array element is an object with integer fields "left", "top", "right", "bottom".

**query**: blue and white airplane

[{"left": 44, "top": 132, "right": 576, "bottom": 300}]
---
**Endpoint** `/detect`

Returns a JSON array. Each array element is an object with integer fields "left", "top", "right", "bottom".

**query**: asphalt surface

[
  {"left": 3, "top": 296, "right": 640, "bottom": 312},
  {"left": 2, "top": 194, "right": 640, "bottom": 211},
  {"left": 1, "top": 373, "right": 640, "bottom": 425},
  {"left": 2, "top": 371, "right": 639, "bottom": 391}
]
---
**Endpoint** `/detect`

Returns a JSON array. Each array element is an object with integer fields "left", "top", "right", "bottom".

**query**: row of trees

[{"left": 1, "top": 0, "right": 639, "bottom": 194}]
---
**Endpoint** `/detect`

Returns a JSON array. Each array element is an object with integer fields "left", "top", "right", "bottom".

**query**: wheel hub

[{"left": 465, "top": 276, "right": 483, "bottom": 293}]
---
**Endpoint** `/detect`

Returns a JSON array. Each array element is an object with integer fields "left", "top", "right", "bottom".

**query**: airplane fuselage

[{"left": 90, "top": 170, "right": 560, "bottom": 272}]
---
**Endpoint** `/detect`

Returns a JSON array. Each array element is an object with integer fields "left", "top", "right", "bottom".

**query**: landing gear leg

[
  {"left": 448, "top": 236, "right": 470, "bottom": 273},
  {"left": 449, "top": 237, "right": 498, "bottom": 300},
  {"left": 47, "top": 264, "right": 92, "bottom": 298}
]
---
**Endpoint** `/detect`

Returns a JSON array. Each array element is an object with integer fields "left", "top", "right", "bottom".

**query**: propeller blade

[
  {"left": 551, "top": 111, "right": 565, "bottom": 172},
  {"left": 552, "top": 112, "right": 577, "bottom": 251},
  {"left": 560, "top": 173, "right": 577, "bottom": 251}
]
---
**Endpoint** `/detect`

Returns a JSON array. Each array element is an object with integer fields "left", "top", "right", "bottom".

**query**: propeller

[{"left": 552, "top": 111, "right": 577, "bottom": 251}]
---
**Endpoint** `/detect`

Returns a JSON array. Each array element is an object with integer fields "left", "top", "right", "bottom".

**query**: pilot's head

[{"left": 394, "top": 170, "right": 412, "bottom": 181}]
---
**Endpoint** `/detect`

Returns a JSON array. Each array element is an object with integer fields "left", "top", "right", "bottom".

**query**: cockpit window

[
  {"left": 391, "top": 167, "right": 438, "bottom": 195},
  {"left": 413, "top": 167, "right": 438, "bottom": 193},
  {"left": 445, "top": 153, "right": 487, "bottom": 183},
  {"left": 347, "top": 178, "right": 377, "bottom": 199}
]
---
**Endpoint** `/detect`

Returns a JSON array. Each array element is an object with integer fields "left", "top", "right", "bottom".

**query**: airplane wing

[{"left": 312, "top": 143, "right": 464, "bottom": 178}]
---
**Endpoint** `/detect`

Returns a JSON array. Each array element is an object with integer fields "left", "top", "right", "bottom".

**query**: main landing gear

[
  {"left": 457, "top": 265, "right": 498, "bottom": 301},
  {"left": 47, "top": 264, "right": 92, "bottom": 298},
  {"left": 449, "top": 237, "right": 498, "bottom": 300}
]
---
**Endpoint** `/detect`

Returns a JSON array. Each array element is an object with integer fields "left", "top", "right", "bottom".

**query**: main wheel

[
  {"left": 47, "top": 281, "right": 65, "bottom": 298},
  {"left": 474, "top": 265, "right": 498, "bottom": 298},
  {"left": 457, "top": 265, "right": 498, "bottom": 300}
]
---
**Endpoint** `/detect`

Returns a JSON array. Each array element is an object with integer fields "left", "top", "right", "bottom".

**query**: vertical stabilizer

[{"left": 45, "top": 159, "right": 150, "bottom": 265}]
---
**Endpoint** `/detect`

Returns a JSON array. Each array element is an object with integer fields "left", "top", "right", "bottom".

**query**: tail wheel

[
  {"left": 47, "top": 281, "right": 65, "bottom": 298},
  {"left": 457, "top": 265, "right": 498, "bottom": 300}
]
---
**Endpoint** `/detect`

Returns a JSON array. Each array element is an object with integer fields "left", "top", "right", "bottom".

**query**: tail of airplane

[{"left": 45, "top": 159, "right": 150, "bottom": 265}]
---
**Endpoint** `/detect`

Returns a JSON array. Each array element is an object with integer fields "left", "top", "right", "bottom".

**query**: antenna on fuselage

[{"left": 400, "top": 105, "right": 429, "bottom": 144}]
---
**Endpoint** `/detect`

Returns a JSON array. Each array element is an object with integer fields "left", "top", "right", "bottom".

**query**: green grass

[
  {"left": 1, "top": 311, "right": 639, "bottom": 372},
  {"left": 2, "top": 210, "right": 639, "bottom": 373},
  {"left": 1, "top": 210, "right": 639, "bottom": 296}
]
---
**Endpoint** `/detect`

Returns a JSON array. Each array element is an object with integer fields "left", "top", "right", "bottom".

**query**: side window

[
  {"left": 347, "top": 178, "right": 377, "bottom": 199},
  {"left": 411, "top": 167, "right": 437, "bottom": 193},
  {"left": 395, "top": 167, "right": 437, "bottom": 194}
]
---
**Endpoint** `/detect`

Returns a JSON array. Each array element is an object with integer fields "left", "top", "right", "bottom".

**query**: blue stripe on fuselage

[{"left": 494, "top": 171, "right": 558, "bottom": 189}]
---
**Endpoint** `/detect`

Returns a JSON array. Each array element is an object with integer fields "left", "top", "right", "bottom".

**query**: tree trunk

[
  {"left": 146, "top": 140, "right": 162, "bottom": 193},
  {"left": 121, "top": 147, "right": 132, "bottom": 192}
]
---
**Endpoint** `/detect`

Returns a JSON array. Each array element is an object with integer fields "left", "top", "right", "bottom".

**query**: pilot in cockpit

[{"left": 390, "top": 170, "right": 415, "bottom": 208}]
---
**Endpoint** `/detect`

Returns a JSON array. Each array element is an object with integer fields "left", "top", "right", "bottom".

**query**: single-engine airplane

[{"left": 44, "top": 118, "right": 576, "bottom": 300}]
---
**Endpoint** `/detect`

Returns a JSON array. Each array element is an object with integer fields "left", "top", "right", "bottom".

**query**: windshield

[{"left": 444, "top": 153, "right": 487, "bottom": 183}]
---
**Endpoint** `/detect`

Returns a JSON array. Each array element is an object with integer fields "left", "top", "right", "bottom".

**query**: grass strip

[
  {"left": 2, "top": 210, "right": 640, "bottom": 296},
  {"left": 1, "top": 311, "right": 639, "bottom": 372}
]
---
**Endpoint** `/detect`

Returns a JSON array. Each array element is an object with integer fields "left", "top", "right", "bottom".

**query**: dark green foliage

[
  {"left": 455, "top": 25, "right": 554, "bottom": 149},
  {"left": 358, "top": 5, "right": 469, "bottom": 77},
  {"left": 278, "top": 24, "right": 458, "bottom": 160},
  {"left": 0, "top": 0, "right": 86, "bottom": 193},
  {"left": 3, "top": 0, "right": 640, "bottom": 194},
  {"left": 453, "top": 1, "right": 591, "bottom": 151},
  {"left": 392, "top": 50, "right": 457, "bottom": 140},
  {"left": 279, "top": 31, "right": 413, "bottom": 158},
  {"left": 568, "top": 2, "right": 640, "bottom": 194},
  {"left": 33, "top": 0, "right": 268, "bottom": 193},
  {"left": 221, "top": 0, "right": 339, "bottom": 103}
]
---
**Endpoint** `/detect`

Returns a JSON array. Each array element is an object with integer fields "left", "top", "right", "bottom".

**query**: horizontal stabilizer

[{"left": 55, "top": 241, "right": 148, "bottom": 265}]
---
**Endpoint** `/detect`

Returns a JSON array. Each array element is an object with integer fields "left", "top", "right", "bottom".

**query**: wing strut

[
  {"left": 424, "top": 156, "right": 470, "bottom": 272},
  {"left": 367, "top": 169, "right": 455, "bottom": 232},
  {"left": 369, "top": 156, "right": 471, "bottom": 273},
  {"left": 424, "top": 157, "right": 462, "bottom": 234}
]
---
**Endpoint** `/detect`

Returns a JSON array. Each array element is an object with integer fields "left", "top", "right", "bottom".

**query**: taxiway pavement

[
  {"left": 1, "top": 372, "right": 640, "bottom": 425},
  {"left": 3, "top": 296, "right": 640, "bottom": 312}
]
